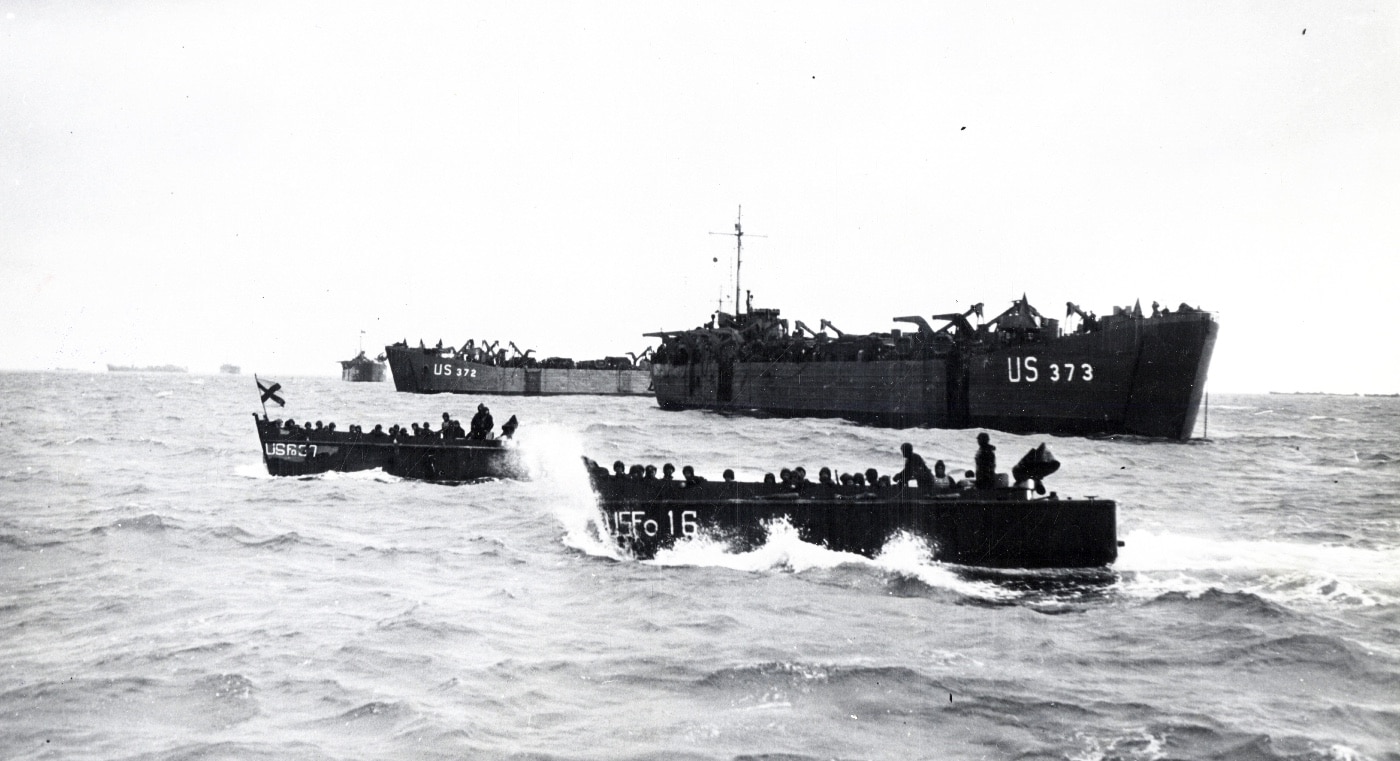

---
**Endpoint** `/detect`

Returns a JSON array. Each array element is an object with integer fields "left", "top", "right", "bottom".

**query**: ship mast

[{"left": 710, "top": 206, "right": 764, "bottom": 315}]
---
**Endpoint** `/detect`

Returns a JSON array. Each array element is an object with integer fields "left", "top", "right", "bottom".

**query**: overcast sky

[{"left": 3, "top": 2, "right": 1396, "bottom": 392}]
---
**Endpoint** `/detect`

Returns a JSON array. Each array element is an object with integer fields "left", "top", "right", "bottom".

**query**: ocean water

[{"left": 1, "top": 371, "right": 1397, "bottom": 761}]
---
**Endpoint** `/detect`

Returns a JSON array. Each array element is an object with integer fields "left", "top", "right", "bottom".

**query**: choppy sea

[{"left": 1, "top": 371, "right": 1397, "bottom": 761}]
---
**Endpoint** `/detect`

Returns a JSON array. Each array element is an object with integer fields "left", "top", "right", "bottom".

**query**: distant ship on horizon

[
  {"left": 341, "top": 331, "right": 389, "bottom": 382},
  {"left": 341, "top": 351, "right": 388, "bottom": 382},
  {"left": 107, "top": 364, "right": 187, "bottom": 373},
  {"left": 220, "top": 364, "right": 241, "bottom": 375}
]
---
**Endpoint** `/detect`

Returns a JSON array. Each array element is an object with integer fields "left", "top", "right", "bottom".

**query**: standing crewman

[
  {"left": 896, "top": 442, "right": 934, "bottom": 494},
  {"left": 974, "top": 432, "right": 997, "bottom": 488},
  {"left": 469, "top": 403, "right": 494, "bottom": 439}
]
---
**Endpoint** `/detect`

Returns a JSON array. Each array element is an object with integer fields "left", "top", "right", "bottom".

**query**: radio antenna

[{"left": 710, "top": 205, "right": 765, "bottom": 315}]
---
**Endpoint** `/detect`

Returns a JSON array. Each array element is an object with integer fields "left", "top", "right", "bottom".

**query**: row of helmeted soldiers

[
  {"left": 588, "top": 433, "right": 1055, "bottom": 494},
  {"left": 431, "top": 404, "right": 513, "bottom": 440},
  {"left": 271, "top": 403, "right": 517, "bottom": 443}
]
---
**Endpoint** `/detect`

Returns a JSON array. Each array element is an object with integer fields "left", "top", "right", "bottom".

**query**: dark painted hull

[
  {"left": 253, "top": 415, "right": 525, "bottom": 482},
  {"left": 653, "top": 311, "right": 1216, "bottom": 440},
  {"left": 340, "top": 359, "right": 387, "bottom": 382},
  {"left": 590, "top": 475, "right": 1117, "bottom": 569},
  {"left": 386, "top": 345, "right": 651, "bottom": 396}
]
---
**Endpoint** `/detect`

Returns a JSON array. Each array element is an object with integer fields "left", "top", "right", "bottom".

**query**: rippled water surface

[{"left": 2, "top": 372, "right": 1397, "bottom": 760}]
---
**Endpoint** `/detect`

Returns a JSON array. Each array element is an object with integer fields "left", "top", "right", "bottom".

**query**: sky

[{"left": 2, "top": 2, "right": 1397, "bottom": 393}]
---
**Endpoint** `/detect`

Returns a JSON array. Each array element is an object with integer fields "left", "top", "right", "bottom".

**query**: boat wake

[
  {"left": 647, "top": 520, "right": 1015, "bottom": 601},
  {"left": 308, "top": 469, "right": 404, "bottom": 483},
  {"left": 1115, "top": 529, "right": 1396, "bottom": 608},
  {"left": 232, "top": 461, "right": 405, "bottom": 483},
  {"left": 514, "top": 425, "right": 621, "bottom": 560},
  {"left": 232, "top": 462, "right": 274, "bottom": 480}
]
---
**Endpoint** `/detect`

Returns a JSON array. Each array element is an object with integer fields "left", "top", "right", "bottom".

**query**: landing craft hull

[
  {"left": 653, "top": 311, "right": 1216, "bottom": 440},
  {"left": 590, "top": 477, "right": 1117, "bottom": 569},
  {"left": 386, "top": 346, "right": 652, "bottom": 396},
  {"left": 253, "top": 416, "right": 524, "bottom": 482}
]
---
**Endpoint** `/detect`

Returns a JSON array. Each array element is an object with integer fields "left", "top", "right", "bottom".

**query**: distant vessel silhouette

[
  {"left": 340, "top": 332, "right": 387, "bottom": 382},
  {"left": 107, "top": 364, "right": 187, "bottom": 373},
  {"left": 340, "top": 351, "right": 387, "bottom": 382}
]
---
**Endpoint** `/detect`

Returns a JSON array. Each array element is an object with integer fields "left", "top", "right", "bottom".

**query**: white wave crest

[
  {"left": 1116, "top": 529, "right": 1397, "bottom": 607},
  {"left": 317, "top": 469, "right": 402, "bottom": 483},
  {"left": 648, "top": 519, "right": 1013, "bottom": 600},
  {"left": 233, "top": 462, "right": 273, "bottom": 480},
  {"left": 872, "top": 532, "right": 1017, "bottom": 600},
  {"left": 512, "top": 424, "right": 620, "bottom": 559},
  {"left": 648, "top": 518, "right": 853, "bottom": 572},
  {"left": 232, "top": 462, "right": 404, "bottom": 483}
]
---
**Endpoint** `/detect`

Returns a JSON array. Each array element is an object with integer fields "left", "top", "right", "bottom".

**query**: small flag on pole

[{"left": 257, "top": 377, "right": 285, "bottom": 407}]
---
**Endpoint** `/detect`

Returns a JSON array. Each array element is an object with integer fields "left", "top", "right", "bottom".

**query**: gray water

[{"left": 2, "top": 372, "right": 1397, "bottom": 760}]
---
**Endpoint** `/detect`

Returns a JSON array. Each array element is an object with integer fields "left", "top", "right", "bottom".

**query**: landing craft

[
  {"left": 254, "top": 413, "right": 525, "bottom": 482},
  {"left": 252, "top": 378, "right": 524, "bottom": 482},
  {"left": 585, "top": 443, "right": 1118, "bottom": 569}
]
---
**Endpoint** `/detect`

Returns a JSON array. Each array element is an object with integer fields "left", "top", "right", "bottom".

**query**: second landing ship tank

[
  {"left": 385, "top": 339, "right": 652, "bottom": 396},
  {"left": 647, "top": 297, "right": 1217, "bottom": 441}
]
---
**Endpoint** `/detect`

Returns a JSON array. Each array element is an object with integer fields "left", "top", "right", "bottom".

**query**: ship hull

[
  {"left": 386, "top": 346, "right": 652, "bottom": 396},
  {"left": 654, "top": 358, "right": 953, "bottom": 427},
  {"left": 340, "top": 362, "right": 387, "bottom": 382},
  {"left": 653, "top": 312, "right": 1216, "bottom": 440},
  {"left": 253, "top": 416, "right": 524, "bottom": 481},
  {"left": 590, "top": 476, "right": 1117, "bottom": 569}
]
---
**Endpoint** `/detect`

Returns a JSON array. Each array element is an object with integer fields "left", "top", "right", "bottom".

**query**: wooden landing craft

[{"left": 585, "top": 446, "right": 1118, "bottom": 569}]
